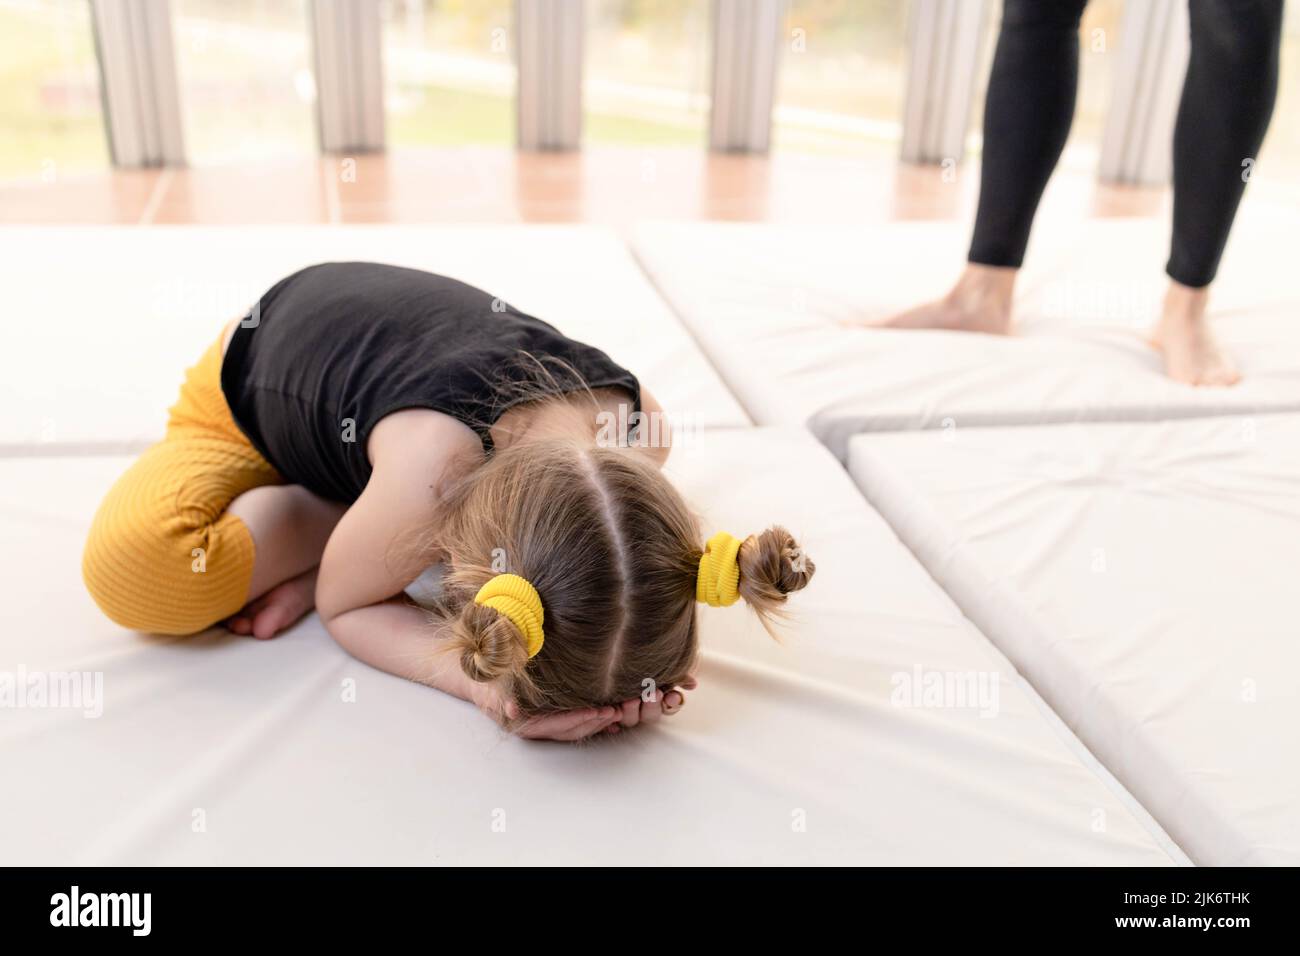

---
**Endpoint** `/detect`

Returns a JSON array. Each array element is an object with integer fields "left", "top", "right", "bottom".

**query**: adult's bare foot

[
  {"left": 225, "top": 566, "right": 319, "bottom": 640},
  {"left": 872, "top": 263, "right": 1018, "bottom": 334},
  {"left": 1152, "top": 282, "right": 1241, "bottom": 387}
]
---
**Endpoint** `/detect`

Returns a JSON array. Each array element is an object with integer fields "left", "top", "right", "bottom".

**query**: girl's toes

[
  {"left": 224, "top": 614, "right": 253, "bottom": 635},
  {"left": 250, "top": 596, "right": 304, "bottom": 639},
  {"left": 251, "top": 604, "right": 291, "bottom": 640},
  {"left": 248, "top": 576, "right": 316, "bottom": 639}
]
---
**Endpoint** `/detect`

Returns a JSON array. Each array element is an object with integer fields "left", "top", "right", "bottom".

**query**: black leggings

[{"left": 968, "top": 0, "right": 1284, "bottom": 288}]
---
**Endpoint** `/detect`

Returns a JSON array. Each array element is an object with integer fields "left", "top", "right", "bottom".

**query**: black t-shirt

[{"left": 221, "top": 262, "right": 641, "bottom": 502}]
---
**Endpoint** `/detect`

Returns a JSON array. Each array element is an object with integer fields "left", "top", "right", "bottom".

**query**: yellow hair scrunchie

[
  {"left": 696, "top": 531, "right": 743, "bottom": 607},
  {"left": 474, "top": 573, "right": 545, "bottom": 659}
]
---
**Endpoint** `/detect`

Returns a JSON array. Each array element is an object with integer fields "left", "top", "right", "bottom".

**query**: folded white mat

[
  {"left": 0, "top": 428, "right": 1181, "bottom": 864},
  {"left": 0, "top": 225, "right": 748, "bottom": 450},
  {"left": 632, "top": 214, "right": 1300, "bottom": 458},
  {"left": 848, "top": 414, "right": 1300, "bottom": 865}
]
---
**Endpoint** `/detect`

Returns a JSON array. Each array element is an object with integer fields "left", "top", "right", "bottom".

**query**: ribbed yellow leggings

[{"left": 82, "top": 334, "right": 282, "bottom": 634}]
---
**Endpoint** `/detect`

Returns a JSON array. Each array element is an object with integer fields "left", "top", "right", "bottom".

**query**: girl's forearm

[{"left": 321, "top": 599, "right": 476, "bottom": 703}]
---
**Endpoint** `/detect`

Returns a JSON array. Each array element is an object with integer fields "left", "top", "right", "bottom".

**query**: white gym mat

[
  {"left": 0, "top": 428, "right": 1181, "bottom": 864},
  {"left": 847, "top": 414, "right": 1300, "bottom": 865},
  {"left": 0, "top": 225, "right": 748, "bottom": 451},
  {"left": 632, "top": 214, "right": 1300, "bottom": 458}
]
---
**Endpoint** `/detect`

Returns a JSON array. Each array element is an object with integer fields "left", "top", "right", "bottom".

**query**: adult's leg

[
  {"left": 1167, "top": 0, "right": 1283, "bottom": 287},
  {"left": 1156, "top": 0, "right": 1284, "bottom": 385},
  {"left": 968, "top": 0, "right": 1090, "bottom": 267},
  {"left": 883, "top": 0, "right": 1089, "bottom": 331}
]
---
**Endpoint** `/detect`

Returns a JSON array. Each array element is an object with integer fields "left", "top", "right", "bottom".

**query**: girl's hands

[
  {"left": 509, "top": 704, "right": 624, "bottom": 741},
  {"left": 471, "top": 676, "right": 697, "bottom": 742},
  {"left": 471, "top": 681, "right": 620, "bottom": 741},
  {"left": 603, "top": 675, "right": 696, "bottom": 736}
]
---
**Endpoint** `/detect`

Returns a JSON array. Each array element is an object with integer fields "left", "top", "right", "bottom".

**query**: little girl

[{"left": 83, "top": 262, "right": 814, "bottom": 741}]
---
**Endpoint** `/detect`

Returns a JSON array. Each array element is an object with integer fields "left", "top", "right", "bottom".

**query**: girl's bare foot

[
  {"left": 873, "top": 263, "right": 1017, "bottom": 334},
  {"left": 225, "top": 566, "right": 319, "bottom": 640},
  {"left": 1152, "top": 282, "right": 1241, "bottom": 387}
]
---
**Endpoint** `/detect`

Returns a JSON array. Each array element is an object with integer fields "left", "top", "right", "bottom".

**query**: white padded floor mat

[
  {"left": 0, "top": 225, "right": 748, "bottom": 450},
  {"left": 0, "top": 429, "right": 1181, "bottom": 864},
  {"left": 848, "top": 414, "right": 1300, "bottom": 865},
  {"left": 632, "top": 214, "right": 1300, "bottom": 459}
]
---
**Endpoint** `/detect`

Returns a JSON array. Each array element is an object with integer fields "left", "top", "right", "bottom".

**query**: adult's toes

[
  {"left": 1207, "top": 365, "right": 1241, "bottom": 387},
  {"left": 1163, "top": 359, "right": 1194, "bottom": 385}
]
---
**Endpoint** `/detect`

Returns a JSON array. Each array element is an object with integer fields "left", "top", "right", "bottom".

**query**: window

[
  {"left": 381, "top": 0, "right": 514, "bottom": 146},
  {"left": 1070, "top": 0, "right": 1123, "bottom": 169},
  {"left": 774, "top": 0, "right": 910, "bottom": 156},
  {"left": 0, "top": 0, "right": 107, "bottom": 181},
  {"left": 1263, "top": 2, "right": 1300, "bottom": 189},
  {"left": 584, "top": 0, "right": 710, "bottom": 145},
  {"left": 171, "top": 0, "right": 316, "bottom": 164}
]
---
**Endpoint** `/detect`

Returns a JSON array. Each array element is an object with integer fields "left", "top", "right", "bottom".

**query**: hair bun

[
  {"left": 452, "top": 600, "right": 529, "bottom": 683},
  {"left": 737, "top": 526, "right": 815, "bottom": 616}
]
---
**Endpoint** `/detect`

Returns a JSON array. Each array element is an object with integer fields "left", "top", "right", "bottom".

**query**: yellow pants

[{"left": 82, "top": 334, "right": 282, "bottom": 634}]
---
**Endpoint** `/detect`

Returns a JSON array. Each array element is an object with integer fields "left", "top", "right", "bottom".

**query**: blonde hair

[{"left": 422, "top": 438, "right": 814, "bottom": 718}]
